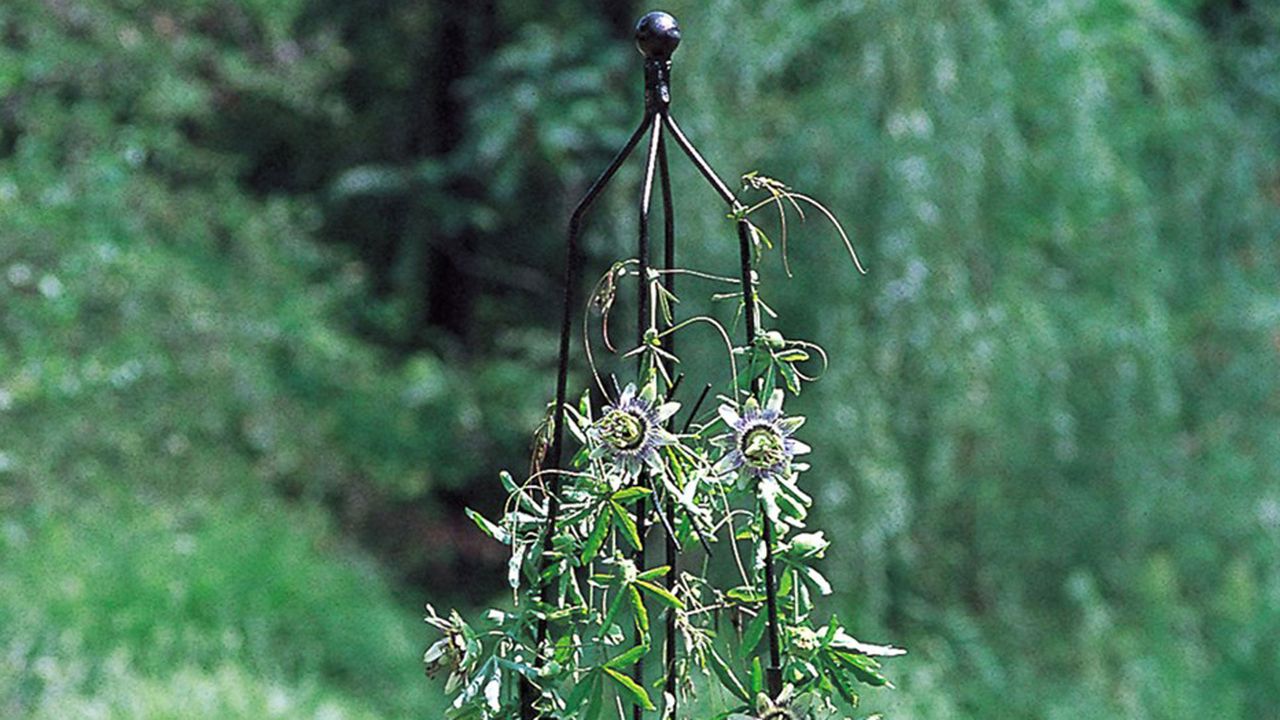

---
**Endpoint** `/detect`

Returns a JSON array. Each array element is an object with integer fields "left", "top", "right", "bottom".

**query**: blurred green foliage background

[{"left": 1, "top": 0, "right": 1277, "bottom": 717}]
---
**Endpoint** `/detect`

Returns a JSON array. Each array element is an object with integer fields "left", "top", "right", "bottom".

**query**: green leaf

[
  {"left": 742, "top": 610, "right": 767, "bottom": 654},
  {"left": 778, "top": 359, "right": 801, "bottom": 393},
  {"left": 628, "top": 584, "right": 650, "bottom": 635},
  {"left": 610, "top": 487, "right": 652, "bottom": 504},
  {"left": 749, "top": 346, "right": 772, "bottom": 379},
  {"left": 824, "top": 656, "right": 861, "bottom": 706},
  {"left": 775, "top": 488, "right": 809, "bottom": 522},
  {"left": 604, "top": 643, "right": 650, "bottom": 669},
  {"left": 580, "top": 511, "right": 610, "bottom": 565},
  {"left": 635, "top": 579, "right": 685, "bottom": 609},
  {"left": 635, "top": 565, "right": 670, "bottom": 582},
  {"left": 707, "top": 647, "right": 750, "bottom": 702},
  {"left": 583, "top": 672, "right": 605, "bottom": 720},
  {"left": 611, "top": 501, "right": 642, "bottom": 551},
  {"left": 598, "top": 591, "right": 627, "bottom": 639},
  {"left": 777, "top": 568, "right": 794, "bottom": 598},
  {"left": 565, "top": 668, "right": 600, "bottom": 708},
  {"left": 604, "top": 667, "right": 656, "bottom": 710},
  {"left": 761, "top": 363, "right": 778, "bottom": 400},
  {"left": 820, "top": 617, "right": 840, "bottom": 648},
  {"left": 726, "top": 586, "right": 767, "bottom": 604},
  {"left": 750, "top": 656, "right": 764, "bottom": 696},
  {"left": 495, "top": 656, "right": 538, "bottom": 679},
  {"left": 829, "top": 650, "right": 890, "bottom": 687},
  {"left": 798, "top": 564, "right": 833, "bottom": 596},
  {"left": 464, "top": 508, "right": 509, "bottom": 544},
  {"left": 555, "top": 633, "right": 575, "bottom": 664}
]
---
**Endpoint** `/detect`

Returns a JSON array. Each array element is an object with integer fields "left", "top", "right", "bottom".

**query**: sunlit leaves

[
  {"left": 602, "top": 667, "right": 656, "bottom": 711},
  {"left": 580, "top": 512, "right": 610, "bottom": 565},
  {"left": 708, "top": 646, "right": 751, "bottom": 703},
  {"left": 610, "top": 501, "right": 643, "bottom": 551},
  {"left": 634, "top": 579, "right": 684, "bottom": 610},
  {"left": 465, "top": 508, "right": 510, "bottom": 545}
]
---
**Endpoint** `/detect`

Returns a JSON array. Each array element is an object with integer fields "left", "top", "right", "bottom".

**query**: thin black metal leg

[
  {"left": 656, "top": 123, "right": 681, "bottom": 715},
  {"left": 681, "top": 384, "right": 713, "bottom": 435},
  {"left": 632, "top": 112, "right": 662, "bottom": 720},
  {"left": 523, "top": 112, "right": 653, "bottom": 720},
  {"left": 738, "top": 212, "right": 784, "bottom": 700},
  {"left": 638, "top": 112, "right": 662, "bottom": 358},
  {"left": 662, "top": 114, "right": 740, "bottom": 211},
  {"left": 736, "top": 219, "right": 759, "bottom": 344},
  {"left": 667, "top": 109, "right": 785, "bottom": 699}
]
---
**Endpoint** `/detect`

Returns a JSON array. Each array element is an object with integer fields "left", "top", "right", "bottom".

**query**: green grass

[{"left": 0, "top": 487, "right": 447, "bottom": 718}]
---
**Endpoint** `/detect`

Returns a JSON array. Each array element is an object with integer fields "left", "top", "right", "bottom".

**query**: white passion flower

[
  {"left": 589, "top": 380, "right": 679, "bottom": 475},
  {"left": 713, "top": 389, "right": 809, "bottom": 481}
]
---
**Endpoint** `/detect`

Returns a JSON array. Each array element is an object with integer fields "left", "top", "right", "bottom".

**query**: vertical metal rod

[
  {"left": 667, "top": 110, "right": 784, "bottom": 698},
  {"left": 736, "top": 220, "right": 758, "bottom": 345},
  {"left": 523, "top": 113, "right": 653, "bottom": 720},
  {"left": 656, "top": 124, "right": 680, "bottom": 713},
  {"left": 632, "top": 112, "right": 662, "bottom": 720},
  {"left": 738, "top": 218, "right": 783, "bottom": 698}
]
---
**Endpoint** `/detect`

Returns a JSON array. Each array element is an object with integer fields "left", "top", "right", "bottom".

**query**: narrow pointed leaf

[
  {"left": 707, "top": 647, "right": 750, "bottom": 702},
  {"left": 628, "top": 584, "right": 649, "bottom": 636},
  {"left": 464, "top": 508, "right": 509, "bottom": 544},
  {"left": 604, "top": 643, "right": 650, "bottom": 670},
  {"left": 580, "top": 511, "right": 610, "bottom": 565},
  {"left": 635, "top": 580, "right": 685, "bottom": 610},
  {"left": 611, "top": 487, "right": 652, "bottom": 504},
  {"left": 742, "top": 611, "right": 767, "bottom": 654},
  {"left": 636, "top": 565, "right": 671, "bottom": 582},
  {"left": 604, "top": 667, "right": 656, "bottom": 710},
  {"left": 611, "top": 501, "right": 642, "bottom": 551},
  {"left": 598, "top": 591, "right": 627, "bottom": 639}
]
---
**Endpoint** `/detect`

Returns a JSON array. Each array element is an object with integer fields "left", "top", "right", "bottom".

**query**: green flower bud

[
  {"left": 790, "top": 531, "right": 829, "bottom": 558},
  {"left": 790, "top": 626, "right": 820, "bottom": 656}
]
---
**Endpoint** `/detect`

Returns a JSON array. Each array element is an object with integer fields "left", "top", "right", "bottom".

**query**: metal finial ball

[{"left": 635, "top": 11, "right": 681, "bottom": 60}]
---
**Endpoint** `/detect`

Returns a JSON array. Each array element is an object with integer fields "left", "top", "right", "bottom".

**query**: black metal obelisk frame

[{"left": 522, "top": 12, "right": 784, "bottom": 718}]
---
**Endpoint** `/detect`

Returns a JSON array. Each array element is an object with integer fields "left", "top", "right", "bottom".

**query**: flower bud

[{"left": 790, "top": 531, "right": 829, "bottom": 558}]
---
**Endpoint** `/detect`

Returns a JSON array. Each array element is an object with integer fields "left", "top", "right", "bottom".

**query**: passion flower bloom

[
  {"left": 713, "top": 389, "right": 809, "bottom": 481},
  {"left": 589, "top": 381, "right": 679, "bottom": 475}
]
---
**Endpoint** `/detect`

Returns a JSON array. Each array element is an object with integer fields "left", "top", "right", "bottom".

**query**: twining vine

[
  {"left": 425, "top": 11, "right": 901, "bottom": 720},
  {"left": 424, "top": 170, "right": 904, "bottom": 719}
]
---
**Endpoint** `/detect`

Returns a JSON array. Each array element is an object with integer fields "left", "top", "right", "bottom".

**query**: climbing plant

[
  {"left": 422, "top": 19, "right": 904, "bottom": 716},
  {"left": 425, "top": 170, "right": 903, "bottom": 720}
]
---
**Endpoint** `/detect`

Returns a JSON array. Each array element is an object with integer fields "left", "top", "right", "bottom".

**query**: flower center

[
  {"left": 742, "top": 426, "right": 786, "bottom": 469},
  {"left": 598, "top": 409, "right": 646, "bottom": 451}
]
